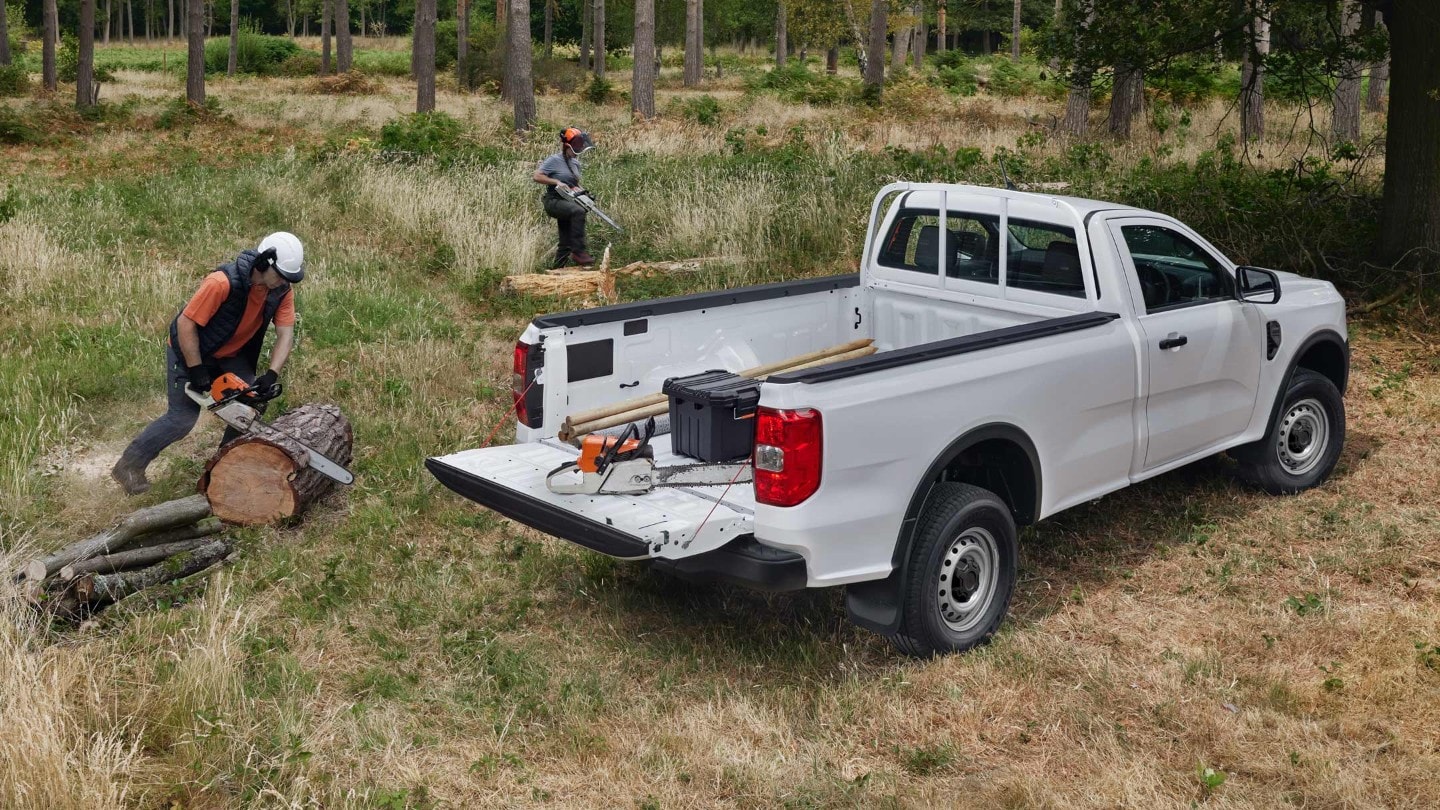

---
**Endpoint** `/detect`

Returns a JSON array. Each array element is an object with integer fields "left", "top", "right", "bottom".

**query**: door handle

[{"left": 1158, "top": 334, "right": 1188, "bottom": 350}]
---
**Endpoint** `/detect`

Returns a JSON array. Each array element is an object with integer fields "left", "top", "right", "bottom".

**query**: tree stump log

[
  {"left": 199, "top": 403, "right": 353, "bottom": 525},
  {"left": 17, "top": 494, "right": 213, "bottom": 583}
]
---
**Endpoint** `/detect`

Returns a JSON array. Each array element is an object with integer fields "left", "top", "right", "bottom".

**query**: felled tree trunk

[{"left": 199, "top": 404, "right": 353, "bottom": 525}]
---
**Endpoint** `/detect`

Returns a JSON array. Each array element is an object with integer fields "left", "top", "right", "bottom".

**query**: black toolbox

[{"left": 663, "top": 370, "right": 762, "bottom": 462}]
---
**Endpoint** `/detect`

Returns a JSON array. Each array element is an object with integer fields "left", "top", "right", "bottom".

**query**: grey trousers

[
  {"left": 118, "top": 344, "right": 259, "bottom": 471},
  {"left": 542, "top": 194, "right": 589, "bottom": 267}
]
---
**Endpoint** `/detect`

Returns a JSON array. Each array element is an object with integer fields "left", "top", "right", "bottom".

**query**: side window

[
  {"left": 1006, "top": 219, "right": 1085, "bottom": 298},
  {"left": 1121, "top": 225, "right": 1233, "bottom": 312},
  {"left": 877, "top": 209, "right": 1001, "bottom": 283}
]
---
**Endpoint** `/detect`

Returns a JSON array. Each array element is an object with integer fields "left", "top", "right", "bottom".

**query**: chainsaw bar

[
  {"left": 186, "top": 387, "right": 355, "bottom": 486},
  {"left": 556, "top": 186, "right": 624, "bottom": 232},
  {"left": 546, "top": 457, "right": 751, "bottom": 496}
]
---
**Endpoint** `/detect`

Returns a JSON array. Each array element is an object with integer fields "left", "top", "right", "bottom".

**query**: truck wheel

[
  {"left": 1233, "top": 369, "right": 1345, "bottom": 495},
  {"left": 890, "top": 483, "right": 1017, "bottom": 658}
]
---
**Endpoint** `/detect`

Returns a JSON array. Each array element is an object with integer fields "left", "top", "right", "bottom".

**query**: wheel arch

[
  {"left": 846, "top": 423, "right": 1040, "bottom": 636},
  {"left": 1264, "top": 329, "right": 1350, "bottom": 430}
]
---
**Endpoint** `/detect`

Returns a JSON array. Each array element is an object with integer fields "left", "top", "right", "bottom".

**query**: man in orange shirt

[{"left": 112, "top": 233, "right": 306, "bottom": 495}]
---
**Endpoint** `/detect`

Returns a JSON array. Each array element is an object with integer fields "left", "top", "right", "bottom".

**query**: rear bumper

[
  {"left": 425, "top": 457, "right": 651, "bottom": 559},
  {"left": 426, "top": 456, "right": 807, "bottom": 590}
]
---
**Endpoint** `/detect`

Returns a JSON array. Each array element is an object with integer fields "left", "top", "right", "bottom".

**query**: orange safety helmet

[{"left": 560, "top": 127, "right": 595, "bottom": 155}]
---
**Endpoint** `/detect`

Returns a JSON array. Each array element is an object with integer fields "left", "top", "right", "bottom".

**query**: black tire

[
  {"left": 1232, "top": 368, "right": 1345, "bottom": 495},
  {"left": 888, "top": 483, "right": 1018, "bottom": 658}
]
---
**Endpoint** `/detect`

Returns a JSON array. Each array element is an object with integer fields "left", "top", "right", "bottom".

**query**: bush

[
  {"left": 379, "top": 111, "right": 466, "bottom": 160},
  {"left": 155, "top": 95, "right": 227, "bottom": 130},
  {"left": 435, "top": 20, "right": 459, "bottom": 71},
  {"left": 678, "top": 94, "right": 722, "bottom": 125},
  {"left": 311, "top": 71, "right": 383, "bottom": 95},
  {"left": 986, "top": 59, "right": 1034, "bottom": 97},
  {"left": 0, "top": 63, "right": 29, "bottom": 97},
  {"left": 933, "top": 55, "right": 979, "bottom": 96},
  {"left": 1147, "top": 57, "right": 1227, "bottom": 104},
  {"left": 582, "top": 74, "right": 614, "bottom": 104},
  {"left": 276, "top": 52, "right": 323, "bottom": 78},
  {"left": 58, "top": 35, "right": 115, "bottom": 84},
  {"left": 534, "top": 57, "right": 587, "bottom": 94},
  {"left": 746, "top": 62, "right": 854, "bottom": 106},
  {"left": 203, "top": 30, "right": 302, "bottom": 76},
  {"left": 0, "top": 105, "right": 38, "bottom": 144}
]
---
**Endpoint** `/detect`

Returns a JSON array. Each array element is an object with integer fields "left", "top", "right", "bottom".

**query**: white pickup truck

[{"left": 427, "top": 183, "right": 1349, "bottom": 656}]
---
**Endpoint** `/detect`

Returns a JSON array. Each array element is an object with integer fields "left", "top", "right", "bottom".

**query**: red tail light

[
  {"left": 753, "top": 407, "right": 822, "bottom": 507},
  {"left": 512, "top": 341, "right": 543, "bottom": 428}
]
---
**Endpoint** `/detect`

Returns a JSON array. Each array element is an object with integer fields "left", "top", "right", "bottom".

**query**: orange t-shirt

[{"left": 180, "top": 271, "right": 296, "bottom": 359}]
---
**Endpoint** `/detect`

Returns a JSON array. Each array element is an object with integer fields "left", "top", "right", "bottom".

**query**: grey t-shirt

[{"left": 538, "top": 152, "right": 582, "bottom": 188}]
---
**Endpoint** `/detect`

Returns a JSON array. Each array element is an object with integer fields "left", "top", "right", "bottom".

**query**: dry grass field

[{"left": 1, "top": 50, "right": 1436, "bottom": 808}]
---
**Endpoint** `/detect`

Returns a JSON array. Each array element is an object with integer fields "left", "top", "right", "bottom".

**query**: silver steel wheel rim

[
  {"left": 937, "top": 527, "right": 999, "bottom": 633},
  {"left": 1276, "top": 397, "right": 1329, "bottom": 475}
]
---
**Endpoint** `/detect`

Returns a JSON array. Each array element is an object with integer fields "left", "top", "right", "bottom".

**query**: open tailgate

[{"left": 426, "top": 440, "right": 755, "bottom": 560}]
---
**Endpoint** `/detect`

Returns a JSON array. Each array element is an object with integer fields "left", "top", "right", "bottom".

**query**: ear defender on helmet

[{"left": 256, "top": 247, "right": 279, "bottom": 273}]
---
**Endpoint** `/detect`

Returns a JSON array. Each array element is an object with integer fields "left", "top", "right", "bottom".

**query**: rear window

[
  {"left": 877, "top": 209, "right": 1001, "bottom": 284},
  {"left": 1006, "top": 219, "right": 1085, "bottom": 298}
]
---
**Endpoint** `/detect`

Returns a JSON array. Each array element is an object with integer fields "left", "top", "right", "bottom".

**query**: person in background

[
  {"left": 110, "top": 233, "right": 305, "bottom": 495},
  {"left": 534, "top": 127, "right": 596, "bottom": 269}
]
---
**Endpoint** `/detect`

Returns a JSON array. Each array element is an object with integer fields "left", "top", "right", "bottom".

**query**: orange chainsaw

[
  {"left": 545, "top": 419, "right": 751, "bottom": 495},
  {"left": 185, "top": 373, "right": 355, "bottom": 485}
]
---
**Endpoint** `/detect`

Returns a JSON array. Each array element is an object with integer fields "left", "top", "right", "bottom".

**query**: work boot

[
  {"left": 573, "top": 251, "right": 596, "bottom": 267},
  {"left": 110, "top": 457, "right": 151, "bottom": 496}
]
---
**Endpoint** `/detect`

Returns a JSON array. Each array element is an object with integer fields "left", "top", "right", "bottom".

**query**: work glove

[
  {"left": 186, "top": 364, "right": 213, "bottom": 395},
  {"left": 255, "top": 369, "right": 280, "bottom": 397}
]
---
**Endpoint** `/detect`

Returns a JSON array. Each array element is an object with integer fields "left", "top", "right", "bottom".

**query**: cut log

[
  {"left": 564, "top": 339, "right": 875, "bottom": 427},
  {"left": 125, "top": 516, "right": 225, "bottom": 549},
  {"left": 561, "top": 345, "right": 877, "bottom": 440},
  {"left": 59, "top": 533, "right": 221, "bottom": 581},
  {"left": 72, "top": 538, "right": 233, "bottom": 605},
  {"left": 199, "top": 403, "right": 353, "bottom": 525},
  {"left": 500, "top": 257, "right": 733, "bottom": 297},
  {"left": 18, "top": 494, "right": 212, "bottom": 583}
]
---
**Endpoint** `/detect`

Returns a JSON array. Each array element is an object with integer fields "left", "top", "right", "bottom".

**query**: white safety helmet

[{"left": 256, "top": 231, "right": 305, "bottom": 283}]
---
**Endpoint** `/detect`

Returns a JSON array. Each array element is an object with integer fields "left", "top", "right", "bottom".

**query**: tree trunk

[
  {"left": 169, "top": 0, "right": 174, "bottom": 39},
  {"left": 336, "top": 0, "right": 352, "bottom": 72},
  {"left": 826, "top": 46, "right": 838, "bottom": 74},
  {"left": 187, "top": 0, "right": 204, "bottom": 102},
  {"left": 1240, "top": 13, "right": 1268, "bottom": 144},
  {"left": 1012, "top": 0, "right": 1022, "bottom": 59},
  {"left": 78, "top": 0, "right": 97, "bottom": 107},
  {"left": 912, "top": 1, "right": 925, "bottom": 69},
  {"left": 43, "top": 0, "right": 57, "bottom": 91},
  {"left": 775, "top": 1, "right": 787, "bottom": 67},
  {"left": 457, "top": 0, "right": 469, "bottom": 87},
  {"left": 200, "top": 404, "right": 354, "bottom": 525},
  {"left": 864, "top": 0, "right": 886, "bottom": 93},
  {"left": 106, "top": 0, "right": 113, "bottom": 44},
  {"left": 891, "top": 17, "right": 909, "bottom": 70},
  {"left": 1367, "top": 57, "right": 1389, "bottom": 112},
  {"left": 0, "top": 0, "right": 10, "bottom": 65},
  {"left": 683, "top": 0, "right": 700, "bottom": 86},
  {"left": 632, "top": 0, "right": 655, "bottom": 118},
  {"left": 414, "top": 0, "right": 435, "bottom": 109},
  {"left": 1376, "top": 0, "right": 1440, "bottom": 268},
  {"left": 1063, "top": 71, "right": 1092, "bottom": 137},
  {"left": 543, "top": 0, "right": 553, "bottom": 59},
  {"left": 936, "top": 0, "right": 945, "bottom": 54},
  {"left": 321, "top": 0, "right": 332, "bottom": 74},
  {"left": 580, "top": 0, "right": 590, "bottom": 70},
  {"left": 126, "top": 0, "right": 133, "bottom": 42},
  {"left": 1109, "top": 64, "right": 1142, "bottom": 139},
  {"left": 593, "top": 0, "right": 605, "bottom": 78},
  {"left": 59, "top": 526, "right": 223, "bottom": 581},
  {"left": 508, "top": 0, "right": 533, "bottom": 130},
  {"left": 1332, "top": 0, "right": 1362, "bottom": 142},
  {"left": 72, "top": 539, "right": 232, "bottom": 607},
  {"left": 18, "top": 495, "right": 213, "bottom": 583},
  {"left": 226, "top": 0, "right": 239, "bottom": 75}
]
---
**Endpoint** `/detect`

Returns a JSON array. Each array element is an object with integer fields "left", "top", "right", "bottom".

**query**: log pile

[
  {"left": 14, "top": 495, "right": 233, "bottom": 621},
  {"left": 558, "top": 339, "right": 878, "bottom": 441},
  {"left": 199, "top": 403, "right": 353, "bottom": 525}
]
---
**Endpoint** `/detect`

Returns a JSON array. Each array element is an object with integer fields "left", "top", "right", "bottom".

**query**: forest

[{"left": 1, "top": 0, "right": 1438, "bottom": 807}]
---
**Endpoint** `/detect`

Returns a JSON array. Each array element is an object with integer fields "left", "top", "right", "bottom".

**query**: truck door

[{"left": 1106, "top": 218, "right": 1264, "bottom": 469}]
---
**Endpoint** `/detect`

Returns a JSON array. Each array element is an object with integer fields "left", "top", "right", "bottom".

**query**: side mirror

[{"left": 1236, "top": 266, "right": 1281, "bottom": 304}]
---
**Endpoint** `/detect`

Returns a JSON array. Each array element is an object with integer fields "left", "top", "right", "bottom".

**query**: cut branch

[
  {"left": 58, "top": 529, "right": 222, "bottom": 581},
  {"left": 73, "top": 538, "right": 233, "bottom": 605},
  {"left": 19, "top": 494, "right": 212, "bottom": 583}
]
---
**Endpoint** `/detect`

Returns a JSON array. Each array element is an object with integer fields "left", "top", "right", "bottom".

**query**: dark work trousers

[
  {"left": 543, "top": 194, "right": 589, "bottom": 268},
  {"left": 117, "top": 343, "right": 263, "bottom": 472}
]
